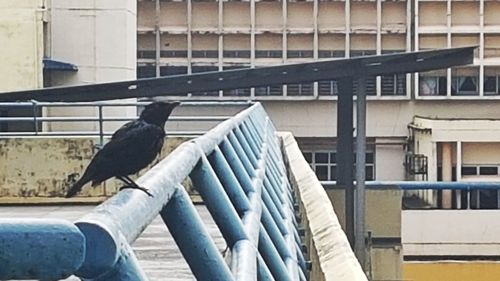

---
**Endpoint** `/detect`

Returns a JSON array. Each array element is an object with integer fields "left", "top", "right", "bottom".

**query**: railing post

[
  {"left": 161, "top": 185, "right": 234, "bottom": 281},
  {"left": 98, "top": 104, "right": 104, "bottom": 147}
]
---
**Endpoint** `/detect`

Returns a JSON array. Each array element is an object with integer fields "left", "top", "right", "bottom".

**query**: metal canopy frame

[
  {"left": 0, "top": 46, "right": 474, "bottom": 102},
  {"left": 0, "top": 46, "right": 475, "bottom": 269}
]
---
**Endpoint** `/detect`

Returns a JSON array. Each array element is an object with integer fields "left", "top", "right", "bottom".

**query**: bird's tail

[{"left": 65, "top": 176, "right": 89, "bottom": 198}]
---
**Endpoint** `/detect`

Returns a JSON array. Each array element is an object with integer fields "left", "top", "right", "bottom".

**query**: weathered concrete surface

[
  {"left": 0, "top": 204, "right": 225, "bottom": 280},
  {"left": 280, "top": 132, "right": 368, "bottom": 281},
  {"left": 0, "top": 137, "right": 190, "bottom": 200}
]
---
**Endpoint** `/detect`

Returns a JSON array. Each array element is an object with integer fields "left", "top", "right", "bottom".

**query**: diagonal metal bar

[
  {"left": 161, "top": 185, "right": 234, "bottom": 281},
  {"left": 0, "top": 47, "right": 474, "bottom": 102}
]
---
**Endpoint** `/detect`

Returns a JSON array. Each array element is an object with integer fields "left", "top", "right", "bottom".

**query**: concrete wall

[
  {"left": 0, "top": 0, "right": 44, "bottom": 92},
  {"left": 403, "top": 210, "right": 500, "bottom": 256},
  {"left": 326, "top": 187, "right": 403, "bottom": 281},
  {"left": 0, "top": 137, "right": 189, "bottom": 201}
]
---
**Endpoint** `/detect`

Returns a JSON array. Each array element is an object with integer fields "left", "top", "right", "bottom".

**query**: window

[
  {"left": 303, "top": 150, "right": 375, "bottom": 181},
  {"left": 381, "top": 73, "right": 406, "bottom": 96},
  {"left": 318, "top": 80, "right": 338, "bottom": 96},
  {"left": 484, "top": 67, "right": 500, "bottom": 96},
  {"left": 255, "top": 85, "right": 283, "bottom": 96},
  {"left": 287, "top": 83, "right": 314, "bottom": 96},
  {"left": 419, "top": 75, "right": 447, "bottom": 96},
  {"left": 255, "top": 50, "right": 283, "bottom": 58},
  {"left": 451, "top": 67, "right": 479, "bottom": 96},
  {"left": 318, "top": 50, "right": 345, "bottom": 58}
]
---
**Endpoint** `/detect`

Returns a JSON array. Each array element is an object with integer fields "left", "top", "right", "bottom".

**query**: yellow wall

[
  {"left": 0, "top": 137, "right": 189, "bottom": 200},
  {"left": 404, "top": 262, "right": 500, "bottom": 281},
  {"left": 0, "top": 0, "right": 44, "bottom": 92}
]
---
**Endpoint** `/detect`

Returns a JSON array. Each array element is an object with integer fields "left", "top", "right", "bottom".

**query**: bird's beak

[{"left": 170, "top": 101, "right": 181, "bottom": 108}]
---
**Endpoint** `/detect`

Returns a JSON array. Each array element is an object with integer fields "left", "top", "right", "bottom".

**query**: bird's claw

[{"left": 119, "top": 185, "right": 154, "bottom": 197}]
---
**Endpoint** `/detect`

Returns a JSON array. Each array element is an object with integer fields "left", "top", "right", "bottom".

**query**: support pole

[
  {"left": 355, "top": 74, "right": 367, "bottom": 269},
  {"left": 337, "top": 77, "right": 355, "bottom": 247}
]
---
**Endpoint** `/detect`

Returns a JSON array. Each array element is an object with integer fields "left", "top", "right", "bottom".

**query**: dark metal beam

[
  {"left": 336, "top": 77, "right": 354, "bottom": 248},
  {"left": 0, "top": 47, "right": 475, "bottom": 102}
]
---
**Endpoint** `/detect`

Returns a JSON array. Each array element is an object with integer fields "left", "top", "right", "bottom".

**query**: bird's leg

[{"left": 117, "top": 176, "right": 153, "bottom": 197}]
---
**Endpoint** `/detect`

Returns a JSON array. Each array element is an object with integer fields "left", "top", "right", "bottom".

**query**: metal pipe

[
  {"left": 190, "top": 155, "right": 248, "bottom": 247},
  {"left": 355, "top": 74, "right": 367, "bottom": 268},
  {"left": 337, "top": 77, "right": 355, "bottom": 248},
  {"left": 0, "top": 219, "right": 85, "bottom": 281},
  {"left": 161, "top": 186, "right": 234, "bottom": 281},
  {"left": 209, "top": 147, "right": 252, "bottom": 214},
  {"left": 220, "top": 137, "right": 255, "bottom": 194},
  {"left": 321, "top": 180, "right": 500, "bottom": 190},
  {"left": 0, "top": 101, "right": 253, "bottom": 107},
  {"left": 258, "top": 225, "right": 293, "bottom": 281},
  {"left": 98, "top": 105, "right": 104, "bottom": 147},
  {"left": 0, "top": 116, "right": 231, "bottom": 122}
]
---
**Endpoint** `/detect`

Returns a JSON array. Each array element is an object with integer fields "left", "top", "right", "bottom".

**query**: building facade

[
  {"left": 136, "top": 0, "right": 500, "bottom": 184},
  {"left": 136, "top": 1, "right": 500, "bottom": 279}
]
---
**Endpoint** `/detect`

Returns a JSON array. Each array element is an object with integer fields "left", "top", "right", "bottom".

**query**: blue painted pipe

[
  {"left": 261, "top": 204, "right": 292, "bottom": 258},
  {"left": 190, "top": 155, "right": 247, "bottom": 247},
  {"left": 239, "top": 123, "right": 261, "bottom": 156},
  {"left": 233, "top": 129, "right": 259, "bottom": 167},
  {"left": 220, "top": 138, "right": 255, "bottom": 193},
  {"left": 229, "top": 132, "right": 256, "bottom": 177},
  {"left": 323, "top": 180, "right": 500, "bottom": 190},
  {"left": 0, "top": 219, "right": 85, "bottom": 280},
  {"left": 262, "top": 188, "right": 288, "bottom": 235},
  {"left": 209, "top": 147, "right": 251, "bottom": 214},
  {"left": 257, "top": 253, "right": 276, "bottom": 281},
  {"left": 258, "top": 225, "right": 293, "bottom": 281},
  {"left": 162, "top": 187, "right": 234, "bottom": 281}
]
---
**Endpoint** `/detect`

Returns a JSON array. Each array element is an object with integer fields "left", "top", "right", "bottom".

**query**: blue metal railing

[{"left": 0, "top": 102, "right": 306, "bottom": 280}]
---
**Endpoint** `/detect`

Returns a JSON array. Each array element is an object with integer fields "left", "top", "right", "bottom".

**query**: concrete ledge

[{"left": 280, "top": 132, "right": 367, "bottom": 281}]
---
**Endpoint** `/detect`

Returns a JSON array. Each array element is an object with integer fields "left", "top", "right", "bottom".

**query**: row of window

[
  {"left": 137, "top": 65, "right": 407, "bottom": 96},
  {"left": 302, "top": 150, "right": 375, "bottom": 181},
  {"left": 137, "top": 49, "right": 405, "bottom": 59},
  {"left": 420, "top": 75, "right": 500, "bottom": 96}
]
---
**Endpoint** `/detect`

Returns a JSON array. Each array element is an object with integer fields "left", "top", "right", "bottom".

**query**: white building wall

[
  {"left": 0, "top": 0, "right": 44, "bottom": 92},
  {"left": 46, "top": 0, "right": 137, "bottom": 132}
]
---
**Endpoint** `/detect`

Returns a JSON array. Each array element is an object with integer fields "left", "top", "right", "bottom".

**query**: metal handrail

[
  {"left": 0, "top": 100, "right": 252, "bottom": 143},
  {"left": 0, "top": 102, "right": 306, "bottom": 281}
]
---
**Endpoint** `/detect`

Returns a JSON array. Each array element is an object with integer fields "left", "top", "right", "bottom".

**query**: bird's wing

[
  {"left": 111, "top": 120, "right": 142, "bottom": 141},
  {"left": 94, "top": 121, "right": 165, "bottom": 171}
]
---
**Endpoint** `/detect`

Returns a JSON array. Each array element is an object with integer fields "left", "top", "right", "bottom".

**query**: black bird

[{"left": 65, "top": 101, "right": 180, "bottom": 198}]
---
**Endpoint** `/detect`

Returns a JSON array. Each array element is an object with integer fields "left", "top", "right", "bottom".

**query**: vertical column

[
  {"left": 187, "top": 0, "right": 192, "bottom": 74},
  {"left": 282, "top": 0, "right": 288, "bottom": 97},
  {"left": 218, "top": 0, "right": 224, "bottom": 97},
  {"left": 406, "top": 0, "right": 412, "bottom": 97},
  {"left": 446, "top": 0, "right": 452, "bottom": 97},
  {"left": 155, "top": 0, "right": 161, "bottom": 77},
  {"left": 376, "top": 0, "right": 382, "bottom": 97},
  {"left": 337, "top": 77, "right": 355, "bottom": 247},
  {"left": 355, "top": 74, "right": 367, "bottom": 268},
  {"left": 313, "top": 0, "right": 319, "bottom": 98},
  {"left": 479, "top": 0, "right": 484, "bottom": 97},
  {"left": 414, "top": 0, "right": 420, "bottom": 97},
  {"left": 345, "top": 0, "right": 350, "bottom": 58},
  {"left": 456, "top": 141, "right": 462, "bottom": 209},
  {"left": 442, "top": 142, "right": 453, "bottom": 209},
  {"left": 250, "top": 0, "right": 256, "bottom": 98}
]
